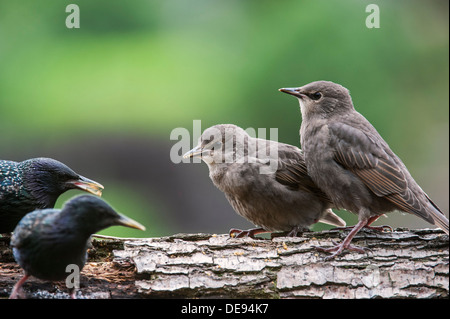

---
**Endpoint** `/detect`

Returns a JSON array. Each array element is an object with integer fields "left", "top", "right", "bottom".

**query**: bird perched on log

[
  {"left": 280, "top": 80, "right": 449, "bottom": 259},
  {"left": 9, "top": 195, "right": 146, "bottom": 299},
  {"left": 0, "top": 157, "right": 104, "bottom": 233},
  {"left": 183, "top": 124, "right": 345, "bottom": 238}
]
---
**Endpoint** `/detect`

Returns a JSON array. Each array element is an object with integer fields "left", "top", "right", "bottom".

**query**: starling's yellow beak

[
  {"left": 115, "top": 214, "right": 146, "bottom": 231},
  {"left": 183, "top": 144, "right": 204, "bottom": 159},
  {"left": 68, "top": 176, "right": 104, "bottom": 197}
]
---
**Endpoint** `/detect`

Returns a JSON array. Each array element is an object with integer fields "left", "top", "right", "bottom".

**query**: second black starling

[
  {"left": 9, "top": 195, "right": 146, "bottom": 299},
  {"left": 0, "top": 157, "right": 104, "bottom": 233},
  {"left": 184, "top": 124, "right": 345, "bottom": 238}
]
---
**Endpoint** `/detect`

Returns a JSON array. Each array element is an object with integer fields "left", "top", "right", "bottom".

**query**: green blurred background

[{"left": 0, "top": 0, "right": 448, "bottom": 237}]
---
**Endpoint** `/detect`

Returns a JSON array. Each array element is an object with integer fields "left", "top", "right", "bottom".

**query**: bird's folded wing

[
  {"left": 329, "top": 122, "right": 428, "bottom": 218},
  {"left": 275, "top": 146, "right": 331, "bottom": 203},
  {"left": 10, "top": 216, "right": 35, "bottom": 249}
]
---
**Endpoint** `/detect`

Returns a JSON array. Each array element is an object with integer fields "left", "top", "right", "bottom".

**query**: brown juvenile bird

[
  {"left": 183, "top": 124, "right": 345, "bottom": 238},
  {"left": 280, "top": 81, "right": 449, "bottom": 259}
]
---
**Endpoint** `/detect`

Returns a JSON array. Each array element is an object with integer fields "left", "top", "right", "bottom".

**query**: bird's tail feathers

[
  {"left": 426, "top": 197, "right": 449, "bottom": 235},
  {"left": 433, "top": 213, "right": 449, "bottom": 235}
]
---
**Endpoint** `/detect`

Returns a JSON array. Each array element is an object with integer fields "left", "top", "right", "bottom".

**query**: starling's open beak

[
  {"left": 279, "top": 87, "right": 304, "bottom": 98},
  {"left": 115, "top": 214, "right": 146, "bottom": 231},
  {"left": 183, "top": 144, "right": 206, "bottom": 159},
  {"left": 67, "top": 176, "right": 104, "bottom": 197}
]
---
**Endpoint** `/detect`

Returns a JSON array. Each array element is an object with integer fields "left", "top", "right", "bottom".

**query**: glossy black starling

[
  {"left": 9, "top": 194, "right": 146, "bottom": 299},
  {"left": 280, "top": 81, "right": 449, "bottom": 259},
  {"left": 0, "top": 157, "right": 104, "bottom": 233},
  {"left": 183, "top": 124, "right": 345, "bottom": 238}
]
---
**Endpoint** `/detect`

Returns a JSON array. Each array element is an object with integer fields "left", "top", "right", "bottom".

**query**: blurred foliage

[{"left": 0, "top": 0, "right": 448, "bottom": 235}]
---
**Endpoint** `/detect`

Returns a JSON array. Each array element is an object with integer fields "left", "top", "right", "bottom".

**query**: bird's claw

[
  {"left": 229, "top": 229, "right": 248, "bottom": 238},
  {"left": 229, "top": 228, "right": 267, "bottom": 239},
  {"left": 286, "top": 226, "right": 303, "bottom": 237},
  {"left": 313, "top": 240, "right": 370, "bottom": 260}
]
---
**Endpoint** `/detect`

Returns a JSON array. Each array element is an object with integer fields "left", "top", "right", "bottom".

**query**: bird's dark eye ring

[{"left": 310, "top": 92, "right": 322, "bottom": 100}]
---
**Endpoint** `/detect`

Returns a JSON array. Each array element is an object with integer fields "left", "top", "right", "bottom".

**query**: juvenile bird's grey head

[
  {"left": 279, "top": 81, "right": 354, "bottom": 119},
  {"left": 183, "top": 124, "right": 250, "bottom": 166}
]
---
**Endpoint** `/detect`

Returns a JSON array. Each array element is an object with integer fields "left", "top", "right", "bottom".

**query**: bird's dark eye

[
  {"left": 310, "top": 92, "right": 322, "bottom": 100},
  {"left": 212, "top": 140, "right": 222, "bottom": 149}
]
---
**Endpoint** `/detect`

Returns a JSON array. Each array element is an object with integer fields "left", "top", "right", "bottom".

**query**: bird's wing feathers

[
  {"left": 330, "top": 122, "right": 407, "bottom": 194},
  {"left": 329, "top": 122, "right": 434, "bottom": 221},
  {"left": 10, "top": 213, "right": 37, "bottom": 249},
  {"left": 275, "top": 145, "right": 331, "bottom": 203},
  {"left": 10, "top": 209, "right": 58, "bottom": 249},
  {"left": 275, "top": 157, "right": 308, "bottom": 189}
]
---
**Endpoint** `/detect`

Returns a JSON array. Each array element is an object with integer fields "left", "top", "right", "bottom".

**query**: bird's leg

[
  {"left": 270, "top": 226, "right": 308, "bottom": 239},
  {"left": 9, "top": 274, "right": 30, "bottom": 299},
  {"left": 69, "top": 287, "right": 78, "bottom": 299},
  {"left": 229, "top": 227, "right": 268, "bottom": 238},
  {"left": 332, "top": 215, "right": 393, "bottom": 233},
  {"left": 270, "top": 226, "right": 302, "bottom": 239},
  {"left": 282, "top": 225, "right": 304, "bottom": 237},
  {"left": 314, "top": 218, "right": 369, "bottom": 260},
  {"left": 285, "top": 226, "right": 299, "bottom": 237},
  {"left": 364, "top": 215, "right": 393, "bottom": 232}
]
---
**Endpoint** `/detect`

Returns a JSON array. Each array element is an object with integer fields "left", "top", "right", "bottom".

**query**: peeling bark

[{"left": 0, "top": 228, "right": 448, "bottom": 299}]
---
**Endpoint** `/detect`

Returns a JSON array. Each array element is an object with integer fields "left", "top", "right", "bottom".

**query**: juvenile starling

[
  {"left": 183, "top": 124, "right": 345, "bottom": 238},
  {"left": 0, "top": 157, "right": 104, "bottom": 233},
  {"left": 280, "top": 81, "right": 449, "bottom": 258},
  {"left": 9, "top": 195, "right": 146, "bottom": 299}
]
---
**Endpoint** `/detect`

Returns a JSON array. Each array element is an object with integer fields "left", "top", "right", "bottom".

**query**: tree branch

[{"left": 0, "top": 228, "right": 448, "bottom": 299}]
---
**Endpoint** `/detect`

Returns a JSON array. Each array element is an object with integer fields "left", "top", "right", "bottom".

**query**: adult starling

[
  {"left": 9, "top": 194, "right": 146, "bottom": 299},
  {"left": 0, "top": 157, "right": 104, "bottom": 233},
  {"left": 280, "top": 81, "right": 449, "bottom": 258},
  {"left": 183, "top": 124, "right": 345, "bottom": 238}
]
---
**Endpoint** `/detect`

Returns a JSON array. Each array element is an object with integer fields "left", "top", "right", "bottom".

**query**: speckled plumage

[
  {"left": 9, "top": 195, "right": 145, "bottom": 299},
  {"left": 0, "top": 158, "right": 104, "bottom": 233},
  {"left": 184, "top": 124, "right": 345, "bottom": 237}
]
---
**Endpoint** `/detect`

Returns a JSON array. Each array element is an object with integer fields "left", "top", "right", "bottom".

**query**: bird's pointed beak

[
  {"left": 279, "top": 87, "right": 304, "bottom": 98},
  {"left": 67, "top": 176, "right": 104, "bottom": 197},
  {"left": 115, "top": 214, "right": 146, "bottom": 231},
  {"left": 183, "top": 144, "right": 205, "bottom": 159}
]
